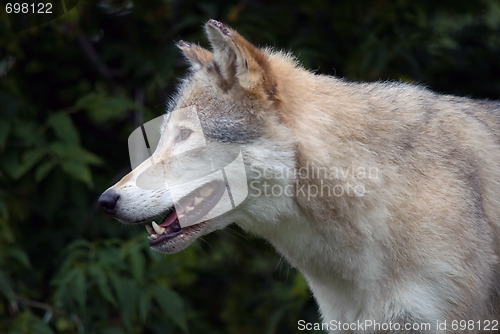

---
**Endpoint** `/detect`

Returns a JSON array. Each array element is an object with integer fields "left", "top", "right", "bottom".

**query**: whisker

[
  {"left": 197, "top": 236, "right": 214, "bottom": 252},
  {"left": 221, "top": 225, "right": 248, "bottom": 241}
]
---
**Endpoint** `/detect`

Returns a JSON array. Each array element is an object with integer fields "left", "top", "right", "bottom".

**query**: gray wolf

[{"left": 98, "top": 20, "right": 500, "bottom": 333}]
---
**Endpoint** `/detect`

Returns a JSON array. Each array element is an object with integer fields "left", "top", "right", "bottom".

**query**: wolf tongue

[
  {"left": 165, "top": 220, "right": 182, "bottom": 234},
  {"left": 160, "top": 211, "right": 178, "bottom": 228}
]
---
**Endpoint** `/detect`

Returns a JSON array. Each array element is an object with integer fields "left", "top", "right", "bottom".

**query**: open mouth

[{"left": 145, "top": 179, "right": 226, "bottom": 247}]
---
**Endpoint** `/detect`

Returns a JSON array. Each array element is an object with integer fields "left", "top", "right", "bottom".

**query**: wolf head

[{"left": 98, "top": 20, "right": 299, "bottom": 254}]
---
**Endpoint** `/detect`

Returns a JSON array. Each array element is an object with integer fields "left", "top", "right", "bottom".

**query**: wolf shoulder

[{"left": 336, "top": 79, "right": 500, "bottom": 140}]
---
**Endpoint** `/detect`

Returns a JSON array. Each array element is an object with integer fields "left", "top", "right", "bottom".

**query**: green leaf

[
  {"left": 73, "top": 269, "right": 87, "bottom": 310},
  {"left": 0, "top": 217, "right": 14, "bottom": 244},
  {"left": 12, "top": 121, "right": 43, "bottom": 145},
  {"left": 61, "top": 161, "right": 93, "bottom": 186},
  {"left": 7, "top": 248, "right": 31, "bottom": 268},
  {"left": 127, "top": 244, "right": 145, "bottom": 282},
  {"left": 2, "top": 148, "right": 46, "bottom": 180},
  {"left": 1, "top": 151, "right": 18, "bottom": 179},
  {"left": 35, "top": 160, "right": 57, "bottom": 181},
  {"left": 97, "top": 248, "right": 123, "bottom": 269},
  {"left": 21, "top": 148, "right": 46, "bottom": 175},
  {"left": 291, "top": 272, "right": 309, "bottom": 298},
  {"left": 8, "top": 311, "right": 55, "bottom": 334},
  {"left": 50, "top": 141, "right": 101, "bottom": 187},
  {"left": 57, "top": 248, "right": 89, "bottom": 274},
  {"left": 0, "top": 121, "right": 9, "bottom": 149},
  {"left": 109, "top": 275, "right": 136, "bottom": 331},
  {"left": 0, "top": 200, "right": 8, "bottom": 220},
  {"left": 137, "top": 289, "right": 151, "bottom": 323},
  {"left": 48, "top": 113, "right": 80, "bottom": 145},
  {"left": 54, "top": 268, "right": 87, "bottom": 312},
  {"left": 88, "top": 266, "right": 116, "bottom": 305},
  {"left": 49, "top": 142, "right": 102, "bottom": 165},
  {"left": 64, "top": 239, "right": 92, "bottom": 254},
  {"left": 26, "top": 318, "right": 55, "bottom": 334},
  {"left": 0, "top": 270, "right": 14, "bottom": 300},
  {"left": 76, "top": 91, "right": 136, "bottom": 124},
  {"left": 5, "top": 148, "right": 46, "bottom": 180},
  {"left": 153, "top": 288, "right": 188, "bottom": 332},
  {"left": 101, "top": 328, "right": 126, "bottom": 334},
  {"left": 266, "top": 305, "right": 289, "bottom": 334}
]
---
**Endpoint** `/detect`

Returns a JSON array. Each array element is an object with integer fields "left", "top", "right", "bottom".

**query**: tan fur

[{"left": 101, "top": 20, "right": 500, "bottom": 332}]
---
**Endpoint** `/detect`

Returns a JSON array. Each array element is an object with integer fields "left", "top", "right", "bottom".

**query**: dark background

[{"left": 1, "top": 0, "right": 499, "bottom": 333}]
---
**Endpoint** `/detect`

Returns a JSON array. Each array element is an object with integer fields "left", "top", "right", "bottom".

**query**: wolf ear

[
  {"left": 177, "top": 40, "right": 213, "bottom": 71},
  {"left": 205, "top": 19, "right": 277, "bottom": 100}
]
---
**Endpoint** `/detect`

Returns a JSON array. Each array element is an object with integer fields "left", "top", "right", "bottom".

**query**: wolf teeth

[
  {"left": 146, "top": 225, "right": 154, "bottom": 235},
  {"left": 148, "top": 234, "right": 158, "bottom": 240},
  {"left": 200, "top": 186, "right": 214, "bottom": 197},
  {"left": 194, "top": 196, "right": 203, "bottom": 206},
  {"left": 152, "top": 221, "right": 165, "bottom": 235}
]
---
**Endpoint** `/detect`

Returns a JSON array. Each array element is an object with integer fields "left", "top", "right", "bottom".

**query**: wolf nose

[{"left": 98, "top": 190, "right": 120, "bottom": 214}]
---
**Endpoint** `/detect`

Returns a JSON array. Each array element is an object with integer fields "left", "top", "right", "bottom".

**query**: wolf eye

[{"left": 177, "top": 128, "right": 193, "bottom": 141}]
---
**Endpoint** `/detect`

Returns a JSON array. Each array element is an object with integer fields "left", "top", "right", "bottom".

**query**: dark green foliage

[{"left": 0, "top": 0, "right": 499, "bottom": 333}]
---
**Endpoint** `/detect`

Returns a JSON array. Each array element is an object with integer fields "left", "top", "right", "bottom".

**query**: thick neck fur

[
  {"left": 264, "top": 51, "right": 388, "bottom": 273},
  {"left": 239, "top": 52, "right": 395, "bottom": 321}
]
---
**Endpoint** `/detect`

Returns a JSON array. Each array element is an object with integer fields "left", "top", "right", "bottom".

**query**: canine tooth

[
  {"left": 194, "top": 196, "right": 203, "bottom": 206},
  {"left": 152, "top": 221, "right": 165, "bottom": 235},
  {"left": 185, "top": 206, "right": 194, "bottom": 213},
  {"left": 200, "top": 186, "right": 214, "bottom": 197},
  {"left": 148, "top": 234, "right": 158, "bottom": 240},
  {"left": 146, "top": 225, "right": 154, "bottom": 235}
]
